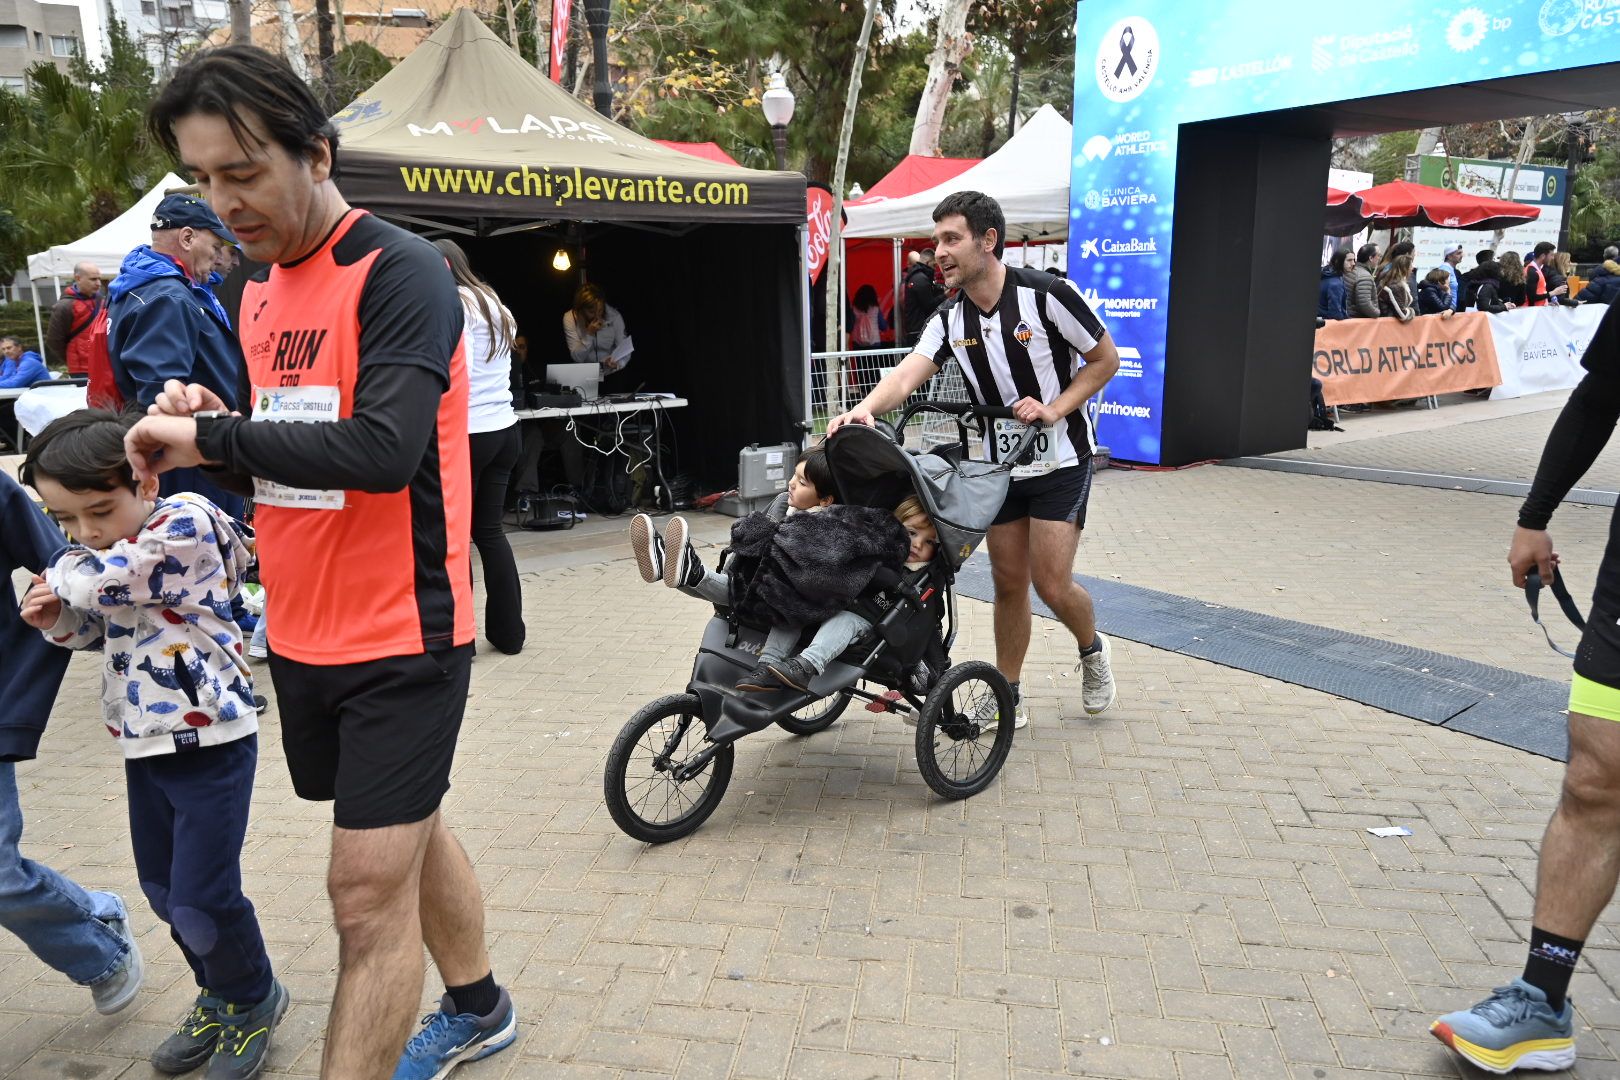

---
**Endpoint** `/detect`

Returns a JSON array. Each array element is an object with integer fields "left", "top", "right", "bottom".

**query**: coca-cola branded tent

[{"left": 330, "top": 9, "right": 807, "bottom": 486}]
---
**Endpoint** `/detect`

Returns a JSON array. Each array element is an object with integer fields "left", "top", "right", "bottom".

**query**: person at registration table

[
  {"left": 127, "top": 44, "right": 513, "bottom": 1080},
  {"left": 1430, "top": 301, "right": 1620, "bottom": 1074},
  {"left": 828, "top": 190, "right": 1121, "bottom": 730}
]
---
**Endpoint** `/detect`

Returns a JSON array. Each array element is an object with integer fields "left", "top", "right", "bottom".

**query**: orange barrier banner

[{"left": 1311, "top": 313, "right": 1502, "bottom": 405}]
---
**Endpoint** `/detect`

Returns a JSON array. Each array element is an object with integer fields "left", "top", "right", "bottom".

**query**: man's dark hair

[
  {"left": 1476, "top": 249, "right": 1497, "bottom": 266},
  {"left": 1534, "top": 241, "right": 1556, "bottom": 258},
  {"left": 0, "top": 335, "right": 18, "bottom": 347},
  {"left": 1355, "top": 243, "right": 1379, "bottom": 265},
  {"left": 933, "top": 191, "right": 1006, "bottom": 259},
  {"left": 148, "top": 45, "right": 339, "bottom": 177},
  {"left": 798, "top": 443, "right": 834, "bottom": 501},
  {"left": 21, "top": 410, "right": 140, "bottom": 493}
]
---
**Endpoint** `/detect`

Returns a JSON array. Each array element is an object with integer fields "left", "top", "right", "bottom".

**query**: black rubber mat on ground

[
  {"left": 1220, "top": 456, "right": 1617, "bottom": 508},
  {"left": 953, "top": 558, "right": 1570, "bottom": 761}
]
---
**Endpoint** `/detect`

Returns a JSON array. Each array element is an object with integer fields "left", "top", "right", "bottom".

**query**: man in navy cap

[{"left": 106, "top": 193, "right": 248, "bottom": 517}]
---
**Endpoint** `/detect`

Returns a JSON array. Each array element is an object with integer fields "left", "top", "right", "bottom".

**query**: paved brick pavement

[
  {"left": 8, "top": 407, "right": 1620, "bottom": 1077},
  {"left": 1271, "top": 407, "right": 1620, "bottom": 493}
]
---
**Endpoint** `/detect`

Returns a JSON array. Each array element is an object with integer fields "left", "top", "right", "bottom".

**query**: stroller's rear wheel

[
  {"left": 915, "top": 661, "right": 1014, "bottom": 799},
  {"left": 604, "top": 694, "right": 733, "bottom": 843},
  {"left": 775, "top": 688, "right": 855, "bottom": 736}
]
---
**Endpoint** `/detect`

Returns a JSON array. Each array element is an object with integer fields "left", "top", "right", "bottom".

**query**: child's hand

[{"left": 19, "top": 575, "right": 62, "bottom": 630}]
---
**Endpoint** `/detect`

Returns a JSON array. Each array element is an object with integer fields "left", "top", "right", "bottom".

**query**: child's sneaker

[
  {"left": 662, "top": 516, "right": 704, "bottom": 590},
  {"left": 764, "top": 657, "right": 817, "bottom": 693},
  {"left": 207, "top": 979, "right": 288, "bottom": 1080},
  {"left": 152, "top": 990, "right": 229, "bottom": 1074},
  {"left": 1430, "top": 979, "right": 1576, "bottom": 1074},
  {"left": 392, "top": 988, "right": 517, "bottom": 1080},
  {"left": 89, "top": 899, "right": 143, "bottom": 1015},
  {"left": 629, "top": 513, "right": 663, "bottom": 583},
  {"left": 735, "top": 662, "right": 776, "bottom": 693}
]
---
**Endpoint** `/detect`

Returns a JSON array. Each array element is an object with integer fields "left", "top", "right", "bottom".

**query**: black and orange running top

[{"left": 208, "top": 209, "right": 473, "bottom": 665}]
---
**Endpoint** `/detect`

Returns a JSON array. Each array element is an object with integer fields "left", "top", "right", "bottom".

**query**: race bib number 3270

[{"left": 992, "top": 418, "right": 1058, "bottom": 477}]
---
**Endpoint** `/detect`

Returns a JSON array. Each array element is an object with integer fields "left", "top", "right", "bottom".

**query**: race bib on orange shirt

[{"left": 249, "top": 385, "right": 345, "bottom": 511}]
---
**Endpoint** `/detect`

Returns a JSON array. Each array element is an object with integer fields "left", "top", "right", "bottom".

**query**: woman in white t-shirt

[{"left": 434, "top": 239, "right": 525, "bottom": 654}]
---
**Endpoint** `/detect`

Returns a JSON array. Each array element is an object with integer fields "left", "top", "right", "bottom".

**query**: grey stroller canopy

[{"left": 823, "top": 423, "right": 1018, "bottom": 574}]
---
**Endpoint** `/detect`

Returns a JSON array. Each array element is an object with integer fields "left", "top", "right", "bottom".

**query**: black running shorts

[
  {"left": 992, "top": 461, "right": 1094, "bottom": 527},
  {"left": 268, "top": 644, "right": 473, "bottom": 830}
]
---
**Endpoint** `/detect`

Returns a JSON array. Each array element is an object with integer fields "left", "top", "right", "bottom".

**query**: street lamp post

[
  {"left": 582, "top": 0, "right": 612, "bottom": 118},
  {"left": 761, "top": 70, "right": 795, "bottom": 170}
]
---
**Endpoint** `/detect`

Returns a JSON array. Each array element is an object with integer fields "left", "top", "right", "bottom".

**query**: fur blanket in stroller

[{"left": 726, "top": 505, "right": 909, "bottom": 630}]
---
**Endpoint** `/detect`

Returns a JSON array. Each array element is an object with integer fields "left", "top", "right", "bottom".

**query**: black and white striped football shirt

[{"left": 914, "top": 266, "right": 1109, "bottom": 470}]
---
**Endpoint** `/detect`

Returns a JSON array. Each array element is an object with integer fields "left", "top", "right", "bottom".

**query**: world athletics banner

[{"left": 1069, "top": 0, "right": 1620, "bottom": 463}]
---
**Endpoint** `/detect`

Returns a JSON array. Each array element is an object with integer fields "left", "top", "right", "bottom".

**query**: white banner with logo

[{"left": 1488, "top": 305, "right": 1609, "bottom": 401}]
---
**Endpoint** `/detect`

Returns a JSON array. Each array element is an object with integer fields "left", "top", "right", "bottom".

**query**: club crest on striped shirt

[{"left": 1013, "top": 320, "right": 1034, "bottom": 347}]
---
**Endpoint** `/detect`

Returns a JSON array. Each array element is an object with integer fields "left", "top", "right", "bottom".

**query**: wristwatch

[{"left": 191, "top": 410, "right": 229, "bottom": 453}]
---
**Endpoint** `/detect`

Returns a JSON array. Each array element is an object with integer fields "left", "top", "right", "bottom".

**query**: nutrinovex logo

[{"left": 1090, "top": 400, "right": 1153, "bottom": 419}]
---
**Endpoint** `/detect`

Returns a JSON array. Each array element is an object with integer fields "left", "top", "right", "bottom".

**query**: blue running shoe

[
  {"left": 1430, "top": 978, "right": 1576, "bottom": 1074},
  {"left": 392, "top": 988, "right": 516, "bottom": 1080}
]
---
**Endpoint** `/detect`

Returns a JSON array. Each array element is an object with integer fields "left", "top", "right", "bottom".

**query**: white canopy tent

[
  {"left": 843, "top": 105, "right": 1073, "bottom": 241},
  {"left": 24, "top": 172, "right": 189, "bottom": 346}
]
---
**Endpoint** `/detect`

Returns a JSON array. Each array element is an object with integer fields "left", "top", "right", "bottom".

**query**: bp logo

[
  {"left": 1013, "top": 321, "right": 1034, "bottom": 347},
  {"left": 1095, "top": 17, "right": 1159, "bottom": 102}
]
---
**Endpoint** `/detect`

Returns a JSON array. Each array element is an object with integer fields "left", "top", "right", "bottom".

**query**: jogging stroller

[{"left": 602, "top": 403, "right": 1044, "bottom": 843}]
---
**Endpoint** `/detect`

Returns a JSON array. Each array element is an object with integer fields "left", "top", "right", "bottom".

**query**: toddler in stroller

[
  {"left": 629, "top": 448, "right": 940, "bottom": 697},
  {"left": 603, "top": 410, "right": 1040, "bottom": 844}
]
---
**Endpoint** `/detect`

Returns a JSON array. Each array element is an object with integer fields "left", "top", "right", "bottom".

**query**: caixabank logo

[{"left": 1077, "top": 237, "right": 1159, "bottom": 259}]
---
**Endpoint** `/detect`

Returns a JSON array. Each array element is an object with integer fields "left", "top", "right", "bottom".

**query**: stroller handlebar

[{"left": 890, "top": 401, "right": 1045, "bottom": 467}]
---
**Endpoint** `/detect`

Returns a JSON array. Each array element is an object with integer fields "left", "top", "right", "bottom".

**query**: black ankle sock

[
  {"left": 447, "top": 972, "right": 500, "bottom": 1018},
  {"left": 1080, "top": 637, "right": 1102, "bottom": 656},
  {"left": 1009, "top": 681, "right": 1020, "bottom": 703},
  {"left": 1524, "top": 927, "right": 1583, "bottom": 1012}
]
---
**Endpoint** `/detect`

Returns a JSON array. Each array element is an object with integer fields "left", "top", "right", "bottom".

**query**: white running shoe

[
  {"left": 1078, "top": 632, "right": 1117, "bottom": 715},
  {"left": 629, "top": 513, "right": 664, "bottom": 583}
]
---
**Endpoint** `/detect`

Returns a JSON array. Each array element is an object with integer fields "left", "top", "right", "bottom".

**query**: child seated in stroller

[{"left": 628, "top": 445, "right": 938, "bottom": 694}]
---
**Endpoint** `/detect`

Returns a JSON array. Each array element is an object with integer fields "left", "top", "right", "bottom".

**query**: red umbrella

[
  {"left": 1326, "top": 186, "right": 1357, "bottom": 206},
  {"left": 1324, "top": 179, "right": 1540, "bottom": 236}
]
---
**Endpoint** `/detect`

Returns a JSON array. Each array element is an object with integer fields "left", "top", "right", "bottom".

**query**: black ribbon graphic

[{"left": 1114, "top": 27, "right": 1137, "bottom": 78}]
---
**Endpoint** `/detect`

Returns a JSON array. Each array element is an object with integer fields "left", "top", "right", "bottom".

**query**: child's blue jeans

[
  {"left": 0, "top": 761, "right": 132, "bottom": 986},
  {"left": 683, "top": 571, "right": 872, "bottom": 673}
]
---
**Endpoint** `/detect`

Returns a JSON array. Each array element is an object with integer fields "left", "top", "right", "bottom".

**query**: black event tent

[{"left": 330, "top": 8, "right": 809, "bottom": 488}]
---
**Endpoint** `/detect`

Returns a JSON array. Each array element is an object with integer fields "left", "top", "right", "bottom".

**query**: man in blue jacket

[
  {"left": 0, "top": 336, "right": 51, "bottom": 389},
  {"left": 107, "top": 193, "right": 246, "bottom": 518},
  {"left": 0, "top": 471, "right": 144, "bottom": 1013}
]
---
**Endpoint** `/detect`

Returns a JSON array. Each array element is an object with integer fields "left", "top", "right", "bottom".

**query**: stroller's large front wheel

[
  {"left": 605, "top": 694, "right": 733, "bottom": 843},
  {"left": 915, "top": 661, "right": 1015, "bottom": 799}
]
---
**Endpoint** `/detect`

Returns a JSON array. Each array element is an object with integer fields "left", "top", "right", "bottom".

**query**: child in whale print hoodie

[
  {"left": 19, "top": 410, "right": 282, "bottom": 1034},
  {"left": 37, "top": 489, "right": 258, "bottom": 755}
]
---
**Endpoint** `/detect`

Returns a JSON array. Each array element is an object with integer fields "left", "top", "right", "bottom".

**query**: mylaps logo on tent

[
  {"left": 407, "top": 114, "right": 617, "bottom": 143},
  {"left": 1013, "top": 321, "right": 1034, "bottom": 347},
  {"left": 1079, "top": 237, "right": 1159, "bottom": 259},
  {"left": 1095, "top": 17, "right": 1159, "bottom": 102}
]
